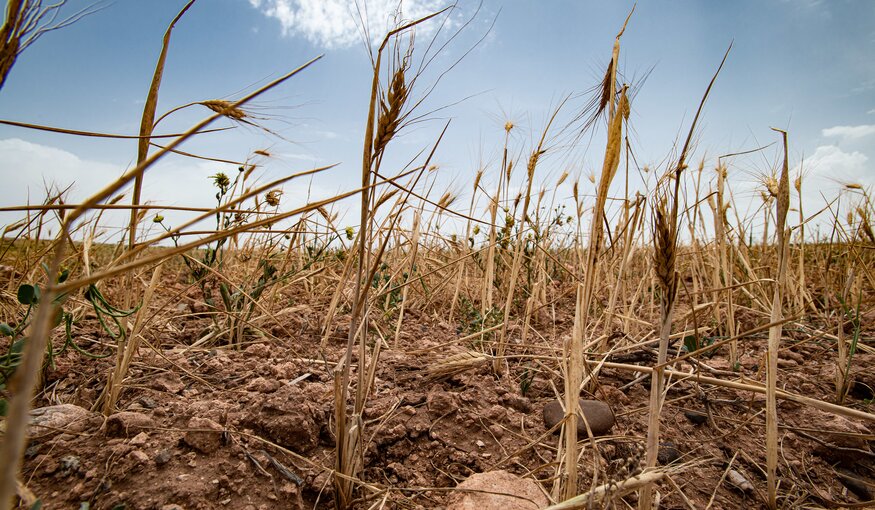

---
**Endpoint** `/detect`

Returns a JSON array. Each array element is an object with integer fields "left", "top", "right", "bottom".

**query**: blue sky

[{"left": 1, "top": 0, "right": 873, "bottom": 240}]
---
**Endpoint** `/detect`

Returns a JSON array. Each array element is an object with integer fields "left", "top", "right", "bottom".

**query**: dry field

[{"left": 0, "top": 3, "right": 873, "bottom": 510}]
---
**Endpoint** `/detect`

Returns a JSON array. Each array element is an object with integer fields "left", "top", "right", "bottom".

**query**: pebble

[
  {"left": 30, "top": 404, "right": 101, "bottom": 437},
  {"left": 446, "top": 470, "right": 547, "bottom": 510},
  {"left": 727, "top": 469, "right": 753, "bottom": 493},
  {"left": 657, "top": 442, "right": 681, "bottom": 465},
  {"left": 245, "top": 377, "right": 281, "bottom": 393},
  {"left": 59, "top": 455, "right": 81, "bottom": 475},
  {"left": 106, "top": 411, "right": 155, "bottom": 438},
  {"left": 129, "top": 431, "right": 149, "bottom": 446},
  {"left": 129, "top": 449, "right": 150, "bottom": 466},
  {"left": 501, "top": 393, "right": 533, "bottom": 413},
  {"left": 155, "top": 449, "right": 173, "bottom": 466},
  {"left": 183, "top": 417, "right": 224, "bottom": 454},
  {"left": 542, "top": 399, "right": 615, "bottom": 437},
  {"left": 684, "top": 410, "right": 708, "bottom": 425}
]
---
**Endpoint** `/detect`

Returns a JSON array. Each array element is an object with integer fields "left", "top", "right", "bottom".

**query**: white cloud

[
  {"left": 0, "top": 138, "right": 122, "bottom": 202},
  {"left": 0, "top": 138, "right": 350, "bottom": 241},
  {"left": 868, "top": 108, "right": 875, "bottom": 115},
  {"left": 821, "top": 124, "right": 875, "bottom": 140},
  {"left": 248, "top": 0, "right": 451, "bottom": 49},
  {"left": 798, "top": 144, "right": 870, "bottom": 186}
]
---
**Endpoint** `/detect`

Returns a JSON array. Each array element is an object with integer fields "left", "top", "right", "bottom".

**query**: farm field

[{"left": 0, "top": 1, "right": 873, "bottom": 509}]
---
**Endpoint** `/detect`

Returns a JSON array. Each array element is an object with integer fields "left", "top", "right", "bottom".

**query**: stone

[
  {"left": 129, "top": 431, "right": 149, "bottom": 446},
  {"left": 245, "top": 385, "right": 320, "bottom": 453},
  {"left": 30, "top": 404, "right": 100, "bottom": 437},
  {"left": 245, "top": 377, "right": 281, "bottom": 393},
  {"left": 106, "top": 411, "right": 155, "bottom": 438},
  {"left": 657, "top": 442, "right": 681, "bottom": 465},
  {"left": 427, "top": 388, "right": 456, "bottom": 415},
  {"left": 155, "top": 449, "right": 173, "bottom": 466},
  {"left": 183, "top": 416, "right": 224, "bottom": 454},
  {"left": 150, "top": 372, "right": 185, "bottom": 394},
  {"left": 501, "top": 393, "right": 532, "bottom": 413},
  {"left": 811, "top": 413, "right": 872, "bottom": 464},
  {"left": 684, "top": 410, "right": 708, "bottom": 425},
  {"left": 59, "top": 455, "right": 81, "bottom": 475},
  {"left": 244, "top": 343, "right": 271, "bottom": 357},
  {"left": 542, "top": 399, "right": 614, "bottom": 437},
  {"left": 446, "top": 470, "right": 547, "bottom": 510},
  {"left": 129, "top": 449, "right": 150, "bottom": 466}
]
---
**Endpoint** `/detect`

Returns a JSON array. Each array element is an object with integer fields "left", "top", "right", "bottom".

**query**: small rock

[
  {"left": 812, "top": 414, "right": 872, "bottom": 464},
  {"left": 244, "top": 343, "right": 271, "bottom": 357},
  {"left": 542, "top": 399, "right": 614, "bottom": 437},
  {"left": 488, "top": 424, "right": 504, "bottom": 439},
  {"left": 24, "top": 444, "right": 40, "bottom": 459},
  {"left": 684, "top": 410, "right": 708, "bottom": 425},
  {"left": 161, "top": 505, "right": 185, "bottom": 510},
  {"left": 129, "top": 449, "right": 150, "bottom": 466},
  {"left": 106, "top": 411, "right": 155, "bottom": 438},
  {"left": 599, "top": 385, "right": 630, "bottom": 405},
  {"left": 30, "top": 404, "right": 100, "bottom": 437},
  {"left": 246, "top": 385, "right": 320, "bottom": 453},
  {"left": 727, "top": 469, "right": 753, "bottom": 493},
  {"left": 59, "top": 455, "right": 81, "bottom": 474},
  {"left": 150, "top": 372, "right": 185, "bottom": 394},
  {"left": 657, "top": 442, "right": 681, "bottom": 465},
  {"left": 447, "top": 470, "right": 547, "bottom": 510},
  {"left": 501, "top": 393, "right": 532, "bottom": 413},
  {"left": 183, "top": 417, "right": 224, "bottom": 454},
  {"left": 784, "top": 350, "right": 804, "bottom": 364},
  {"left": 155, "top": 449, "right": 173, "bottom": 466},
  {"left": 129, "top": 431, "right": 149, "bottom": 446},
  {"left": 777, "top": 358, "right": 798, "bottom": 369},
  {"left": 138, "top": 396, "right": 158, "bottom": 409},
  {"left": 245, "top": 377, "right": 281, "bottom": 393},
  {"left": 427, "top": 389, "right": 456, "bottom": 415},
  {"left": 176, "top": 302, "right": 192, "bottom": 314}
]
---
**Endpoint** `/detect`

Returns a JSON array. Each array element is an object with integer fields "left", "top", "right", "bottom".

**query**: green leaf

[
  {"left": 0, "top": 323, "right": 13, "bottom": 337},
  {"left": 11, "top": 338, "right": 26, "bottom": 356},
  {"left": 29, "top": 500, "right": 42, "bottom": 510},
  {"left": 17, "top": 284, "right": 39, "bottom": 305},
  {"left": 0, "top": 398, "right": 7, "bottom": 417},
  {"left": 58, "top": 268, "right": 70, "bottom": 283}
]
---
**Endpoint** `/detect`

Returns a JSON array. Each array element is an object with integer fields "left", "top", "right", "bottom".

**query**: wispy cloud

[
  {"left": 0, "top": 138, "right": 344, "bottom": 240},
  {"left": 799, "top": 144, "right": 870, "bottom": 185},
  {"left": 821, "top": 124, "right": 875, "bottom": 140},
  {"left": 868, "top": 108, "right": 875, "bottom": 115},
  {"left": 248, "top": 0, "right": 451, "bottom": 49}
]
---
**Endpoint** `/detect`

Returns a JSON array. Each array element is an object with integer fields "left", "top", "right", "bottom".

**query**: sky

[{"left": 0, "top": 0, "right": 873, "bottom": 243}]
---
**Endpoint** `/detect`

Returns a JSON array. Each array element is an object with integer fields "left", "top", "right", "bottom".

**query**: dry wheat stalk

[
  {"left": 0, "top": 55, "right": 322, "bottom": 510},
  {"left": 766, "top": 128, "right": 790, "bottom": 509}
]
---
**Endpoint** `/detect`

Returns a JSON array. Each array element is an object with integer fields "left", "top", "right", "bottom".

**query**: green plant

[{"left": 0, "top": 265, "right": 70, "bottom": 415}]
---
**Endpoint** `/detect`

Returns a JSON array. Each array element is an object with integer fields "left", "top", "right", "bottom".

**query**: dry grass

[{"left": 1, "top": 5, "right": 874, "bottom": 510}]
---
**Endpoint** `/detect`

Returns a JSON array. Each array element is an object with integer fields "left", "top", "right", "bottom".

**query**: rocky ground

[{"left": 9, "top": 280, "right": 875, "bottom": 509}]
